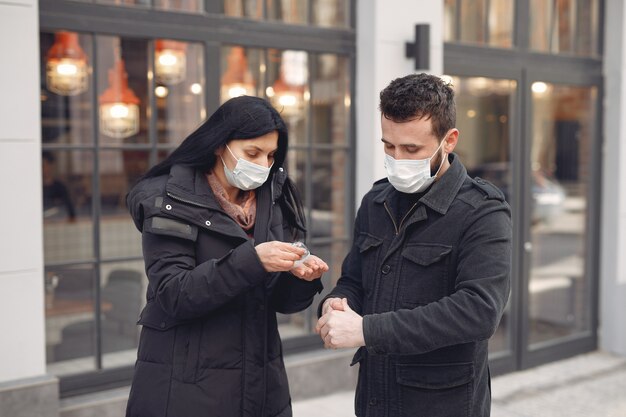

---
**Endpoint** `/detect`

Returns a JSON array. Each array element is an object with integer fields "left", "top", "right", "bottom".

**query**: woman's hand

[
  {"left": 255, "top": 241, "right": 306, "bottom": 272},
  {"left": 290, "top": 255, "right": 329, "bottom": 281}
]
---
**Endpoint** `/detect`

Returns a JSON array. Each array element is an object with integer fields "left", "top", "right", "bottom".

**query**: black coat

[
  {"left": 320, "top": 154, "right": 512, "bottom": 417},
  {"left": 125, "top": 165, "right": 322, "bottom": 417}
]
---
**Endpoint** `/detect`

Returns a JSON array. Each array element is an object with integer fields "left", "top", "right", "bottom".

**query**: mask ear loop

[{"left": 432, "top": 134, "right": 449, "bottom": 179}]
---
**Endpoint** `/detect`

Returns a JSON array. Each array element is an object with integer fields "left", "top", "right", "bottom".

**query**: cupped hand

[
  {"left": 290, "top": 255, "right": 329, "bottom": 281},
  {"left": 255, "top": 241, "right": 306, "bottom": 272}
]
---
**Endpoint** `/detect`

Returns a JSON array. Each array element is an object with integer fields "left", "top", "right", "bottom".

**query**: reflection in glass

[
  {"left": 154, "top": 0, "right": 204, "bottom": 12},
  {"left": 40, "top": 32, "right": 94, "bottom": 145},
  {"left": 100, "top": 260, "right": 147, "bottom": 369},
  {"left": 311, "top": 54, "right": 350, "bottom": 145},
  {"left": 220, "top": 46, "right": 259, "bottom": 103},
  {"left": 96, "top": 0, "right": 151, "bottom": 6},
  {"left": 45, "top": 265, "right": 96, "bottom": 375},
  {"left": 451, "top": 75, "right": 516, "bottom": 354},
  {"left": 157, "top": 41, "right": 205, "bottom": 146},
  {"left": 97, "top": 36, "right": 147, "bottom": 144},
  {"left": 529, "top": 83, "right": 596, "bottom": 346},
  {"left": 312, "top": 0, "right": 350, "bottom": 28},
  {"left": 444, "top": 0, "right": 513, "bottom": 48},
  {"left": 155, "top": 40, "right": 187, "bottom": 85},
  {"left": 43, "top": 151, "right": 95, "bottom": 264},
  {"left": 100, "top": 150, "right": 148, "bottom": 259},
  {"left": 529, "top": 0, "right": 599, "bottom": 56},
  {"left": 267, "top": 49, "right": 309, "bottom": 142},
  {"left": 286, "top": 149, "right": 306, "bottom": 206},
  {"left": 224, "top": 0, "right": 263, "bottom": 19},
  {"left": 46, "top": 31, "right": 89, "bottom": 96},
  {"left": 267, "top": 0, "right": 308, "bottom": 24}
]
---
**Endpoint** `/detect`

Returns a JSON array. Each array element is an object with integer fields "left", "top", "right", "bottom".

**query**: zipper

[{"left": 384, "top": 201, "right": 418, "bottom": 236}]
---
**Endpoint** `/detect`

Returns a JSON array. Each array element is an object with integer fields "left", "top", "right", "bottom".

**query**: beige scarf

[{"left": 206, "top": 172, "right": 256, "bottom": 232}]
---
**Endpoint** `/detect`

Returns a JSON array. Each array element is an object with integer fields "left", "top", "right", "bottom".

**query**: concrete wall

[
  {"left": 0, "top": 0, "right": 47, "bottom": 383},
  {"left": 355, "top": 0, "right": 444, "bottom": 202},
  {"left": 600, "top": 0, "right": 626, "bottom": 356}
]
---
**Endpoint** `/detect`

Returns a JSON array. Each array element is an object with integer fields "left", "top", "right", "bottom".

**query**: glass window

[
  {"left": 224, "top": 0, "right": 263, "bottom": 19},
  {"left": 312, "top": 0, "right": 350, "bottom": 28},
  {"left": 100, "top": 260, "right": 147, "bottom": 369},
  {"left": 529, "top": 0, "right": 599, "bottom": 56},
  {"left": 155, "top": 40, "right": 206, "bottom": 145},
  {"left": 267, "top": 0, "right": 308, "bottom": 25},
  {"left": 528, "top": 83, "right": 596, "bottom": 346},
  {"left": 220, "top": 46, "right": 264, "bottom": 103},
  {"left": 266, "top": 49, "right": 309, "bottom": 144},
  {"left": 96, "top": 36, "right": 148, "bottom": 145},
  {"left": 41, "top": 32, "right": 94, "bottom": 145},
  {"left": 449, "top": 75, "right": 517, "bottom": 354},
  {"left": 153, "top": 0, "right": 204, "bottom": 12},
  {"left": 96, "top": 0, "right": 151, "bottom": 7},
  {"left": 99, "top": 150, "right": 148, "bottom": 259},
  {"left": 43, "top": 150, "right": 95, "bottom": 264},
  {"left": 444, "top": 0, "right": 514, "bottom": 48},
  {"left": 45, "top": 264, "right": 97, "bottom": 375}
]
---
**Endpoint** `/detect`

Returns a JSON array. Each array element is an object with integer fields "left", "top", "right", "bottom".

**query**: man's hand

[
  {"left": 315, "top": 299, "right": 365, "bottom": 349},
  {"left": 320, "top": 297, "right": 344, "bottom": 316},
  {"left": 290, "top": 255, "right": 329, "bottom": 281}
]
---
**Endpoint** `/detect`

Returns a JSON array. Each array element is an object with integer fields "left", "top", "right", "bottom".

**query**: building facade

[{"left": 0, "top": 0, "right": 625, "bottom": 415}]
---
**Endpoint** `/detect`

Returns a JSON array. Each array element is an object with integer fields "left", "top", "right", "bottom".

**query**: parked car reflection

[{"left": 469, "top": 162, "right": 566, "bottom": 224}]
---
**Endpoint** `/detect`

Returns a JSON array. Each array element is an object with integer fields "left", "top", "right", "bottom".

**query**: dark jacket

[
  {"left": 125, "top": 165, "right": 322, "bottom": 417},
  {"left": 321, "top": 154, "right": 511, "bottom": 417}
]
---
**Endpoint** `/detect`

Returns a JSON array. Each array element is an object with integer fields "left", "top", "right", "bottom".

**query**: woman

[{"left": 125, "top": 96, "right": 328, "bottom": 417}]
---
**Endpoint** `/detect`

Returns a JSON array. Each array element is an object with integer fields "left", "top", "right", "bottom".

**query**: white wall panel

[
  {"left": 0, "top": 1, "right": 40, "bottom": 141},
  {"left": 0, "top": 269, "right": 46, "bottom": 382},
  {"left": 0, "top": 0, "right": 46, "bottom": 382},
  {"left": 356, "top": 0, "right": 444, "bottom": 203}
]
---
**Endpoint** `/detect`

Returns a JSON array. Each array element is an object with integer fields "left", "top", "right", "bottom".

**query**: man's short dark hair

[{"left": 379, "top": 73, "right": 456, "bottom": 140}]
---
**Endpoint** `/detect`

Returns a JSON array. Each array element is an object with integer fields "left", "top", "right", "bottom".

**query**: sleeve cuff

[{"left": 363, "top": 313, "right": 388, "bottom": 355}]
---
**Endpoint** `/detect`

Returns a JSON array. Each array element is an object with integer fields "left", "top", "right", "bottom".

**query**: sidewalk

[{"left": 292, "top": 350, "right": 626, "bottom": 417}]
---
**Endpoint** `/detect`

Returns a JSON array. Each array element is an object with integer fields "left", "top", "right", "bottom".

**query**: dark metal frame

[
  {"left": 40, "top": 0, "right": 356, "bottom": 397},
  {"left": 444, "top": 0, "right": 604, "bottom": 376}
]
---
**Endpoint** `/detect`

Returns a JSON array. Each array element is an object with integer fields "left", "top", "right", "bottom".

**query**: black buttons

[{"left": 381, "top": 265, "right": 391, "bottom": 274}]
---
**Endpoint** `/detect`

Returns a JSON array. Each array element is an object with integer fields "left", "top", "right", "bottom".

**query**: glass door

[{"left": 520, "top": 77, "right": 600, "bottom": 367}]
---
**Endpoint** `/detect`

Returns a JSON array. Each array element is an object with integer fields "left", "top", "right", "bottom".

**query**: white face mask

[
  {"left": 384, "top": 138, "right": 446, "bottom": 194},
  {"left": 221, "top": 145, "right": 273, "bottom": 191}
]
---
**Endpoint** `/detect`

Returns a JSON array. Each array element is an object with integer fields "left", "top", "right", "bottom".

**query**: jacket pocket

[
  {"left": 356, "top": 233, "right": 384, "bottom": 297},
  {"left": 399, "top": 243, "right": 452, "bottom": 307},
  {"left": 138, "top": 301, "right": 201, "bottom": 383},
  {"left": 395, "top": 362, "right": 474, "bottom": 417}
]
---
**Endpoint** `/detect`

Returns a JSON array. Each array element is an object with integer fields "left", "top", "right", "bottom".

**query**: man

[{"left": 315, "top": 73, "right": 511, "bottom": 417}]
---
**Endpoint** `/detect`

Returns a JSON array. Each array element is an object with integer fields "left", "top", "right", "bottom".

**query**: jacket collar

[{"left": 373, "top": 153, "right": 467, "bottom": 215}]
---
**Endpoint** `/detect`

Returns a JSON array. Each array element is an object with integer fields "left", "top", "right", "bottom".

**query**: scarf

[{"left": 206, "top": 172, "right": 257, "bottom": 232}]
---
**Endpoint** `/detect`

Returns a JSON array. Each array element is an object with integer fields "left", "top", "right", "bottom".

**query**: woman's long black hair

[{"left": 142, "top": 95, "right": 306, "bottom": 237}]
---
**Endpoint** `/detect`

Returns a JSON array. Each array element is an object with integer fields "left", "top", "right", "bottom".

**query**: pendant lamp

[
  {"left": 268, "top": 51, "right": 307, "bottom": 118},
  {"left": 46, "top": 31, "right": 89, "bottom": 96},
  {"left": 155, "top": 40, "right": 187, "bottom": 85},
  {"left": 220, "top": 47, "right": 255, "bottom": 102},
  {"left": 99, "top": 59, "right": 140, "bottom": 139}
]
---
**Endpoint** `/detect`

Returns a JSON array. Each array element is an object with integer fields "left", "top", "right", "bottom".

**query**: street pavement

[{"left": 292, "top": 350, "right": 626, "bottom": 417}]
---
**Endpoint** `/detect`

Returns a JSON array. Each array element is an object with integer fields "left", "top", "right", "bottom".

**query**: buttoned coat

[
  {"left": 125, "top": 165, "right": 322, "bottom": 417},
  {"left": 321, "top": 154, "right": 512, "bottom": 417}
]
